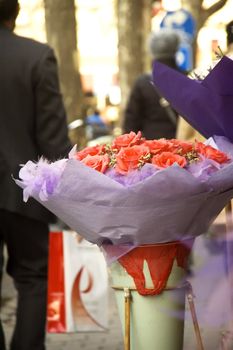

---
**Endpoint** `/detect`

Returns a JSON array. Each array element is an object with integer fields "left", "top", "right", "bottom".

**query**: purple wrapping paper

[
  {"left": 152, "top": 56, "right": 233, "bottom": 142},
  {"left": 16, "top": 138, "right": 233, "bottom": 250}
]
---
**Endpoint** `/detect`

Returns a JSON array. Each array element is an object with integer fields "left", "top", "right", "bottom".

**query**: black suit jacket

[
  {"left": 0, "top": 26, "right": 72, "bottom": 222},
  {"left": 123, "top": 73, "right": 178, "bottom": 140}
]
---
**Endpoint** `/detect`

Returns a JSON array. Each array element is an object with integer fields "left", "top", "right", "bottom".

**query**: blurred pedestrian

[
  {"left": 123, "top": 28, "right": 180, "bottom": 139},
  {"left": 85, "top": 109, "right": 109, "bottom": 141},
  {"left": 0, "top": 1, "right": 71, "bottom": 349}
]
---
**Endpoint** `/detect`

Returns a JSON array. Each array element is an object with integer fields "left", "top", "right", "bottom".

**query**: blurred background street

[
  {"left": 2, "top": 271, "right": 124, "bottom": 350},
  {"left": 14, "top": 0, "right": 233, "bottom": 148},
  {"left": 1, "top": 1, "right": 233, "bottom": 349}
]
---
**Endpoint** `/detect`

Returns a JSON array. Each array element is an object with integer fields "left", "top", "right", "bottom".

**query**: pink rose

[
  {"left": 115, "top": 145, "right": 150, "bottom": 174},
  {"left": 143, "top": 139, "right": 173, "bottom": 155},
  {"left": 81, "top": 154, "right": 110, "bottom": 173},
  {"left": 169, "top": 139, "right": 193, "bottom": 155},
  {"left": 75, "top": 145, "right": 105, "bottom": 161},
  {"left": 152, "top": 152, "right": 187, "bottom": 169},
  {"left": 195, "top": 142, "right": 229, "bottom": 164},
  {"left": 111, "top": 131, "right": 142, "bottom": 150}
]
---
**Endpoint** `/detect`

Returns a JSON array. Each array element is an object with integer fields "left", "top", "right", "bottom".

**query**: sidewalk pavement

[
  {"left": 2, "top": 273, "right": 124, "bottom": 350},
  {"left": 2, "top": 233, "right": 233, "bottom": 350}
]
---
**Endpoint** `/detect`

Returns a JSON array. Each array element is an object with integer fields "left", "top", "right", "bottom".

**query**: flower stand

[{"left": 109, "top": 241, "right": 204, "bottom": 350}]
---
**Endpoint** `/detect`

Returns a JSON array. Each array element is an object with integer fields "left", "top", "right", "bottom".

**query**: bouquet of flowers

[
  {"left": 16, "top": 57, "right": 233, "bottom": 259},
  {"left": 15, "top": 56, "right": 233, "bottom": 262},
  {"left": 16, "top": 130, "right": 233, "bottom": 258}
]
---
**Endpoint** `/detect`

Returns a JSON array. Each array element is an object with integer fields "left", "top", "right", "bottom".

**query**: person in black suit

[{"left": 0, "top": 1, "right": 72, "bottom": 349}]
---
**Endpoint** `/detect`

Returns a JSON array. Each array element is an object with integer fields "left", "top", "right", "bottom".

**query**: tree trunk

[
  {"left": 181, "top": 0, "right": 228, "bottom": 65},
  {"left": 142, "top": 0, "right": 154, "bottom": 73},
  {"left": 116, "top": 0, "right": 153, "bottom": 124},
  {"left": 43, "top": 0, "right": 86, "bottom": 147}
]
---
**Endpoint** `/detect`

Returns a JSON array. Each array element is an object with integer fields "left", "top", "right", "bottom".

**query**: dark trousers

[{"left": 0, "top": 209, "right": 49, "bottom": 350}]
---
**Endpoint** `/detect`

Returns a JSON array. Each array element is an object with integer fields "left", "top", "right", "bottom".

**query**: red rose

[
  {"left": 169, "top": 139, "right": 193, "bottom": 155},
  {"left": 115, "top": 145, "right": 150, "bottom": 174},
  {"left": 81, "top": 154, "right": 110, "bottom": 173},
  {"left": 143, "top": 139, "right": 173, "bottom": 155},
  {"left": 111, "top": 131, "right": 142, "bottom": 150},
  {"left": 75, "top": 145, "right": 105, "bottom": 161},
  {"left": 152, "top": 152, "right": 187, "bottom": 169},
  {"left": 195, "top": 142, "right": 229, "bottom": 164}
]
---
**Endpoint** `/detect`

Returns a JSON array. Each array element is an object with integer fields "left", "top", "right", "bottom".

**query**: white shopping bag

[{"left": 47, "top": 230, "right": 108, "bottom": 333}]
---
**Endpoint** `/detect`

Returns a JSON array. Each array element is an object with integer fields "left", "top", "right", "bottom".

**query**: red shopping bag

[{"left": 47, "top": 231, "right": 108, "bottom": 333}]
